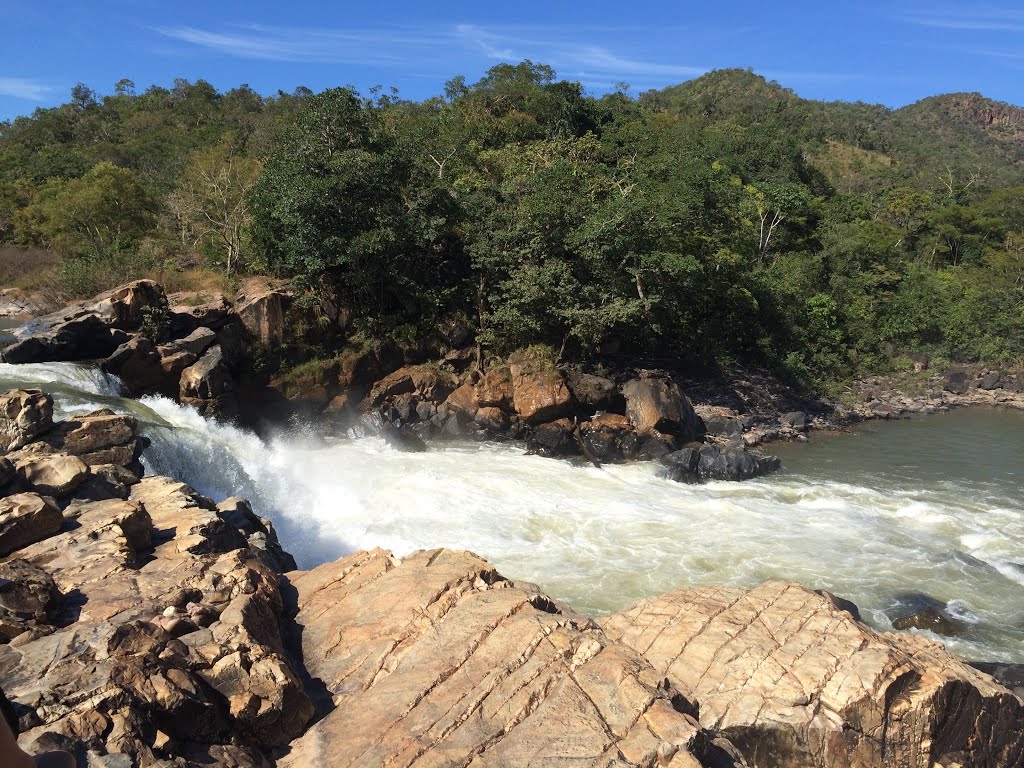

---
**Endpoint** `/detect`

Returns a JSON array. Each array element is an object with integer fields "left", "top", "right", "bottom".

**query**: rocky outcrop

[
  {"left": 601, "top": 582, "right": 1024, "bottom": 768},
  {"left": 2, "top": 280, "right": 165, "bottom": 364},
  {"left": 0, "top": 477, "right": 312, "bottom": 766},
  {"left": 234, "top": 280, "right": 292, "bottom": 348},
  {"left": 279, "top": 548, "right": 742, "bottom": 768}
]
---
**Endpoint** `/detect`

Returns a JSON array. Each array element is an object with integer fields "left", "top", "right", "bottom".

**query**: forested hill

[
  {"left": 1, "top": 65, "right": 1022, "bottom": 390},
  {"left": 643, "top": 69, "right": 1024, "bottom": 186}
]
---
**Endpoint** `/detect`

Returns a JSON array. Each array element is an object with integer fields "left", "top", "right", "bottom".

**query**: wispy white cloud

[
  {"left": 902, "top": 7, "right": 1024, "bottom": 32},
  {"left": 156, "top": 24, "right": 451, "bottom": 65},
  {"left": 0, "top": 76, "right": 49, "bottom": 101},
  {"left": 157, "top": 22, "right": 716, "bottom": 86}
]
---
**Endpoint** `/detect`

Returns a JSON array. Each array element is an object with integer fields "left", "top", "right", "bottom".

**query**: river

[{"left": 2, "top": 360, "right": 1022, "bottom": 663}]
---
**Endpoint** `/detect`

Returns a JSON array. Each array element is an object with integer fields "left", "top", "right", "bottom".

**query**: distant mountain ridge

[{"left": 641, "top": 69, "right": 1024, "bottom": 186}]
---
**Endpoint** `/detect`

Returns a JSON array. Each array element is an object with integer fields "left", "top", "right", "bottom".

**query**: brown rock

[
  {"left": 368, "top": 365, "right": 456, "bottom": 407},
  {"left": 42, "top": 410, "right": 137, "bottom": 457},
  {"left": 476, "top": 367, "right": 514, "bottom": 409},
  {"left": 235, "top": 280, "right": 291, "bottom": 347},
  {"left": 622, "top": 377, "right": 702, "bottom": 441},
  {"left": 15, "top": 453, "right": 89, "bottom": 496},
  {"left": 509, "top": 363, "right": 573, "bottom": 424},
  {"left": 567, "top": 371, "right": 625, "bottom": 413},
  {"left": 167, "top": 292, "right": 232, "bottom": 336},
  {"left": 0, "top": 493, "right": 62, "bottom": 556},
  {"left": 0, "top": 558, "right": 61, "bottom": 642},
  {"left": 101, "top": 335, "right": 167, "bottom": 396},
  {"left": 0, "top": 389, "right": 53, "bottom": 451},
  {"left": 443, "top": 381, "right": 479, "bottom": 415},
  {"left": 279, "top": 548, "right": 740, "bottom": 768},
  {"left": 601, "top": 582, "right": 1024, "bottom": 768}
]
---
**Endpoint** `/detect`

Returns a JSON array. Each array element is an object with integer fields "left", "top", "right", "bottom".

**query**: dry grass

[{"left": 0, "top": 246, "right": 63, "bottom": 293}]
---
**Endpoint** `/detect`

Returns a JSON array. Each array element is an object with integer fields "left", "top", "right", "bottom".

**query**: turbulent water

[{"left": 2, "top": 360, "right": 1023, "bottom": 663}]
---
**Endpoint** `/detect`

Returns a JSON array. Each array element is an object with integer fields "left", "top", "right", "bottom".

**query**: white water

[{"left": 3, "top": 361, "right": 1024, "bottom": 663}]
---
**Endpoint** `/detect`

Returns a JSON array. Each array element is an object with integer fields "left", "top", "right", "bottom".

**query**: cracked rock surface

[
  {"left": 600, "top": 581, "right": 1024, "bottom": 768},
  {"left": 277, "top": 548, "right": 743, "bottom": 768}
]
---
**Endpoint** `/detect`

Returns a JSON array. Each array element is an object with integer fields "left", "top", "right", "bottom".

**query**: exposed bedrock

[
  {"left": 600, "top": 582, "right": 1024, "bottom": 768},
  {"left": 277, "top": 547, "right": 744, "bottom": 768}
]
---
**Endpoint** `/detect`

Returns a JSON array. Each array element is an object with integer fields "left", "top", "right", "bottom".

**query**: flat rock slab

[
  {"left": 277, "top": 548, "right": 742, "bottom": 768},
  {"left": 600, "top": 581, "right": 1024, "bottom": 768}
]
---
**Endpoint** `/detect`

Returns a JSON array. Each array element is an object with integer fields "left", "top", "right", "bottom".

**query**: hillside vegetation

[{"left": 1, "top": 66, "right": 1022, "bottom": 389}]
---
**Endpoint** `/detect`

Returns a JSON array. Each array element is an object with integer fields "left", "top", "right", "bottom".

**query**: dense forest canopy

[{"left": 1, "top": 65, "right": 1022, "bottom": 389}]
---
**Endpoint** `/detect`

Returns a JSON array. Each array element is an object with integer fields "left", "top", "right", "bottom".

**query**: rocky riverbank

[{"left": 0, "top": 388, "right": 1022, "bottom": 766}]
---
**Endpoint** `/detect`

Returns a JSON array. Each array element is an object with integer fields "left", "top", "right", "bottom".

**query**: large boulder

[
  {"left": 661, "top": 444, "right": 781, "bottom": 482},
  {"left": 0, "top": 389, "right": 53, "bottom": 451},
  {"left": 235, "top": 280, "right": 291, "bottom": 348},
  {"left": 101, "top": 335, "right": 169, "bottom": 396},
  {"left": 366, "top": 364, "right": 456, "bottom": 408},
  {"left": 622, "top": 377, "right": 703, "bottom": 441},
  {"left": 278, "top": 548, "right": 742, "bottom": 767},
  {"left": 509, "top": 363, "right": 573, "bottom": 424},
  {"left": 180, "top": 345, "right": 237, "bottom": 418},
  {"left": 2, "top": 280, "right": 166, "bottom": 364},
  {"left": 567, "top": 371, "right": 625, "bottom": 413},
  {"left": 0, "top": 493, "right": 62, "bottom": 557},
  {"left": 601, "top": 582, "right": 1024, "bottom": 768}
]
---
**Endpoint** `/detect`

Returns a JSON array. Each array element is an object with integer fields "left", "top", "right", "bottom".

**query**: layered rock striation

[{"left": 600, "top": 582, "right": 1024, "bottom": 768}]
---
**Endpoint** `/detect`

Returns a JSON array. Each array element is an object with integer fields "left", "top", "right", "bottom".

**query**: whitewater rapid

[{"left": 3, "top": 361, "right": 1024, "bottom": 663}]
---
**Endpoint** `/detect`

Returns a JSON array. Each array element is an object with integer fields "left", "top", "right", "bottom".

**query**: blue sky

[{"left": 1, "top": 1, "right": 1022, "bottom": 121}]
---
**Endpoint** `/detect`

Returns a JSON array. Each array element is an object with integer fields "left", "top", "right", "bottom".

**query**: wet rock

[
  {"left": 601, "top": 581, "right": 1024, "bottom": 768},
  {"left": 473, "top": 406, "right": 509, "bottom": 432},
  {"left": 622, "top": 377, "right": 702, "bottom": 441},
  {"left": 101, "top": 335, "right": 167, "bottom": 396},
  {"left": 278, "top": 548, "right": 742, "bottom": 768},
  {"left": 382, "top": 425, "right": 428, "bottom": 453},
  {"left": 0, "top": 389, "right": 53, "bottom": 451},
  {"left": 578, "top": 412, "right": 631, "bottom": 462},
  {"left": 890, "top": 593, "right": 965, "bottom": 637},
  {"left": 530, "top": 418, "right": 577, "bottom": 457},
  {"left": 180, "top": 345, "right": 237, "bottom": 419},
  {"left": 943, "top": 370, "right": 970, "bottom": 395},
  {"left": 0, "top": 559, "right": 61, "bottom": 642},
  {"left": 661, "top": 444, "right": 781, "bottom": 482},
  {"left": 566, "top": 371, "right": 624, "bottom": 413},
  {"left": 15, "top": 453, "right": 90, "bottom": 496},
  {"left": 0, "top": 493, "right": 62, "bottom": 556},
  {"left": 509, "top": 364, "right": 573, "bottom": 424}
]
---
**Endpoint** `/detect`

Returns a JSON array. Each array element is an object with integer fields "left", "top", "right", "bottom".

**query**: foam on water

[{"left": 3, "top": 363, "right": 1024, "bottom": 662}]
